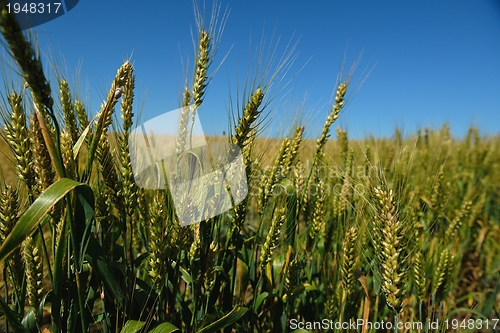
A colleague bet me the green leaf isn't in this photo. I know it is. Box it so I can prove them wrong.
[272,254,286,282]
[133,252,150,267]
[235,257,249,302]
[0,296,28,333]
[148,322,180,333]
[21,307,37,332]
[85,236,126,308]
[120,320,145,333]
[81,87,123,183]
[37,292,50,325]
[0,178,89,263]
[74,185,95,268]
[172,261,193,284]
[196,306,248,333]
[253,292,269,313]
[280,178,298,246]
[73,117,94,158]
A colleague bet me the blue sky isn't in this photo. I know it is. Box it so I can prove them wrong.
[16,1,500,139]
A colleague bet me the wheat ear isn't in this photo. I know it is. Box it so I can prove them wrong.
[413,250,426,304]
[5,91,35,191]
[230,88,264,229]
[176,87,192,154]
[59,80,79,145]
[193,29,210,109]
[0,8,53,111]
[309,179,326,241]
[0,185,24,288]
[260,208,286,270]
[372,186,406,313]
[23,236,44,310]
[445,200,472,244]
[313,82,347,166]
[431,247,453,299]
[283,126,305,173]
[341,226,358,296]
[148,192,167,294]
[260,137,290,214]
[29,114,55,194]
[232,88,264,158]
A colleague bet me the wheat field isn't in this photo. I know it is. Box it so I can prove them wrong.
[0,4,499,333]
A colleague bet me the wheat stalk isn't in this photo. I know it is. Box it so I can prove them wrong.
[23,236,44,311]
[192,29,210,109]
[59,80,79,145]
[29,113,55,194]
[341,226,358,297]
[309,179,325,241]
[4,91,35,191]
[60,130,76,180]
[413,250,426,304]
[431,247,453,300]
[313,82,347,166]
[337,126,348,158]
[148,192,167,294]
[232,88,264,157]
[230,88,264,229]
[283,126,305,173]
[445,199,472,244]
[176,90,192,155]
[0,8,53,111]
[81,61,131,184]
[372,186,406,313]
[284,257,298,297]
[260,137,290,214]
[75,99,89,137]
[339,149,354,215]
[0,185,24,288]
[260,208,286,270]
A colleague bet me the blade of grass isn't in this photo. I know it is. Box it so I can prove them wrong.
[0,178,89,263]
[196,306,248,333]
